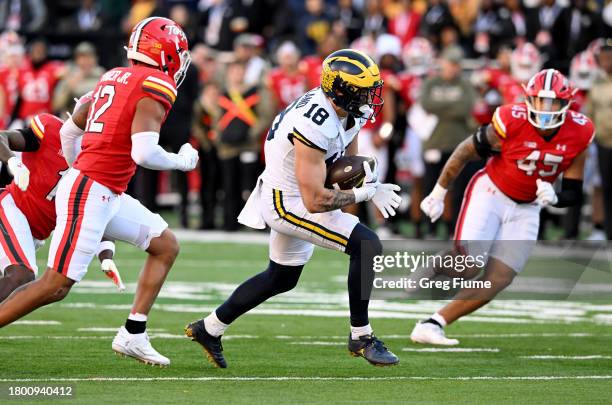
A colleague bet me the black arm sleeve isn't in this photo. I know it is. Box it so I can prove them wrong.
[553,178,583,208]
[472,126,496,159]
[17,127,41,152]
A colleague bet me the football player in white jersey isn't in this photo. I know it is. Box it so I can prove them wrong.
[186,49,402,368]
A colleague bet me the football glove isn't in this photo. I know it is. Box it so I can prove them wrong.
[101,259,126,291]
[177,143,199,171]
[7,156,29,191]
[372,183,402,218]
[420,183,447,223]
[535,179,558,207]
[353,161,378,203]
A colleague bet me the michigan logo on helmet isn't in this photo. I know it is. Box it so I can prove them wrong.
[320,49,384,121]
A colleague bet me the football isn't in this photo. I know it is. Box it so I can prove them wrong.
[325,155,376,190]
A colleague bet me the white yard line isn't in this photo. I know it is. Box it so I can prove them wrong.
[1,376,612,382]
[522,355,612,360]
[12,320,61,325]
[402,348,500,352]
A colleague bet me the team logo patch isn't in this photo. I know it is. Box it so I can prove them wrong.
[344,166,352,173]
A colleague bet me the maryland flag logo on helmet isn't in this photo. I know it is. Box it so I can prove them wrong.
[320,49,384,121]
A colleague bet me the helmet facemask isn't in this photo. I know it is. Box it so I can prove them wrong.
[334,81,384,122]
[525,95,570,130]
[173,48,191,87]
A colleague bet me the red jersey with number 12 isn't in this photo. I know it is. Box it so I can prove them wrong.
[487,103,594,202]
[74,66,177,194]
[7,114,68,240]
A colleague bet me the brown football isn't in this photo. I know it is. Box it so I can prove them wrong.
[325,155,376,190]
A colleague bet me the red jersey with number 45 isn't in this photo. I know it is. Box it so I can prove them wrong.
[487,103,594,202]
[74,66,176,194]
[7,114,68,240]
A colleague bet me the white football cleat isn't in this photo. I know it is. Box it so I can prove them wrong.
[410,322,459,346]
[112,326,170,366]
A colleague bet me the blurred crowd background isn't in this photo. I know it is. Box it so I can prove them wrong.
[0,0,611,240]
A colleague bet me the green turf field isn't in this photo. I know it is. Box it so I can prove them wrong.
[1,240,612,404]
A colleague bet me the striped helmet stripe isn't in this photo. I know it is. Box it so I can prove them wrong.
[131,17,157,52]
[544,69,554,91]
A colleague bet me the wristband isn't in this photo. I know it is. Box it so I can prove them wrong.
[353,186,372,203]
[97,240,115,256]
[431,183,448,200]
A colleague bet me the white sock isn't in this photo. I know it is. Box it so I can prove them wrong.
[431,312,447,327]
[204,311,228,337]
[350,324,373,340]
[128,312,148,322]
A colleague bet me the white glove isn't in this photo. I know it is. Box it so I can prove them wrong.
[7,156,29,191]
[177,143,199,171]
[372,183,402,218]
[353,160,379,203]
[535,179,558,207]
[420,183,447,223]
[101,259,126,291]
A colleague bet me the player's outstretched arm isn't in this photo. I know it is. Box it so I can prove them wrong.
[295,141,373,213]
[60,98,91,165]
[130,98,198,171]
[421,125,500,222]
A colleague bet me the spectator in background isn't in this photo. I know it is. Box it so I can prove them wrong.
[215,60,273,231]
[266,41,308,112]
[16,39,65,122]
[199,0,250,52]
[472,0,516,58]
[193,82,221,230]
[0,31,26,128]
[333,0,364,44]
[191,43,221,84]
[420,0,456,50]
[363,0,387,35]
[387,0,421,46]
[566,0,604,59]
[300,33,343,88]
[297,0,334,55]
[52,42,104,114]
[586,39,612,240]
[0,0,46,32]
[419,46,477,237]
[169,3,197,45]
[74,0,102,31]
[504,0,527,41]
[234,33,269,87]
[525,0,570,71]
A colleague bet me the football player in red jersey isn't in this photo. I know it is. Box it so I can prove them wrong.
[411,69,595,345]
[0,17,198,366]
[266,41,308,111]
[0,104,123,301]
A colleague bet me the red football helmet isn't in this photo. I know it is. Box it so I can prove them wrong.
[126,16,191,86]
[570,51,599,90]
[523,69,576,130]
[511,43,542,83]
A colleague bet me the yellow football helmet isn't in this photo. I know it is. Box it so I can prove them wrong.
[320,49,384,120]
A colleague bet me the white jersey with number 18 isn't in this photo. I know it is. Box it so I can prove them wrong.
[261,87,366,196]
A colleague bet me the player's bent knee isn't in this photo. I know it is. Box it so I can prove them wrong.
[346,223,382,258]
[268,260,303,294]
[148,229,180,262]
[3,265,35,287]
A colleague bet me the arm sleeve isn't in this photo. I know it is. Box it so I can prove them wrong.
[16,127,42,152]
[60,117,84,165]
[131,131,184,170]
[553,178,583,208]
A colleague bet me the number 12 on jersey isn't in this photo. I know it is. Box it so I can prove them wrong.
[85,85,116,133]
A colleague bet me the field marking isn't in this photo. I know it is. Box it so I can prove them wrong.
[12,320,61,325]
[0,334,258,340]
[2,376,612,383]
[290,341,344,346]
[76,327,167,333]
[522,355,612,360]
[402,348,500,353]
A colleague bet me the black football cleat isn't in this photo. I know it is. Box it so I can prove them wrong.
[348,334,399,367]
[185,319,227,368]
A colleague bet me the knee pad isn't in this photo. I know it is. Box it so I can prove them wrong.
[267,260,303,294]
[346,223,382,258]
